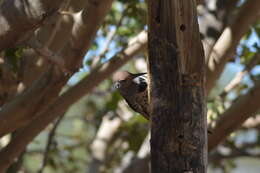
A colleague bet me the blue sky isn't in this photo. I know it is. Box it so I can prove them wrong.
[210,29,260,98]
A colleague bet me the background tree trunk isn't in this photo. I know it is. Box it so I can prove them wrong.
[148,0,207,173]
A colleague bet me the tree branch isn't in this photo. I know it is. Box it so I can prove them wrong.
[0,0,116,138]
[119,133,150,173]
[0,67,55,138]
[0,0,64,51]
[206,0,260,93]
[208,80,260,151]
[0,30,147,172]
[90,5,128,68]
[209,142,260,163]
[88,113,122,173]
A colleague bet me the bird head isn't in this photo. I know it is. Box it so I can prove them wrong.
[113,71,146,90]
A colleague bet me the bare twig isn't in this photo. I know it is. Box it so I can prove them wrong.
[90,6,129,68]
[220,53,260,97]
[6,150,25,173]
[37,115,64,173]
[210,142,260,162]
[90,29,116,68]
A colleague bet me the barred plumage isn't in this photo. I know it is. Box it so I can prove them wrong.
[113,71,149,120]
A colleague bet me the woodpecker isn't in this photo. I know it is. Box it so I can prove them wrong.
[113,71,149,120]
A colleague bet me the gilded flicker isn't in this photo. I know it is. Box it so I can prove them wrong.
[113,71,149,120]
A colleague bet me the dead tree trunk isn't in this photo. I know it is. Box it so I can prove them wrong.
[147,0,207,173]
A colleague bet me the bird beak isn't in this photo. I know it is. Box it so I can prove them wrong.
[133,72,146,78]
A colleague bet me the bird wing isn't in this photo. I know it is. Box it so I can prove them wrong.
[124,91,150,120]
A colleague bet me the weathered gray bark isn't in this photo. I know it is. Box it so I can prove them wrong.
[148,0,207,173]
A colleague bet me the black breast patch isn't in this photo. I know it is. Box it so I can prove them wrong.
[137,77,147,93]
